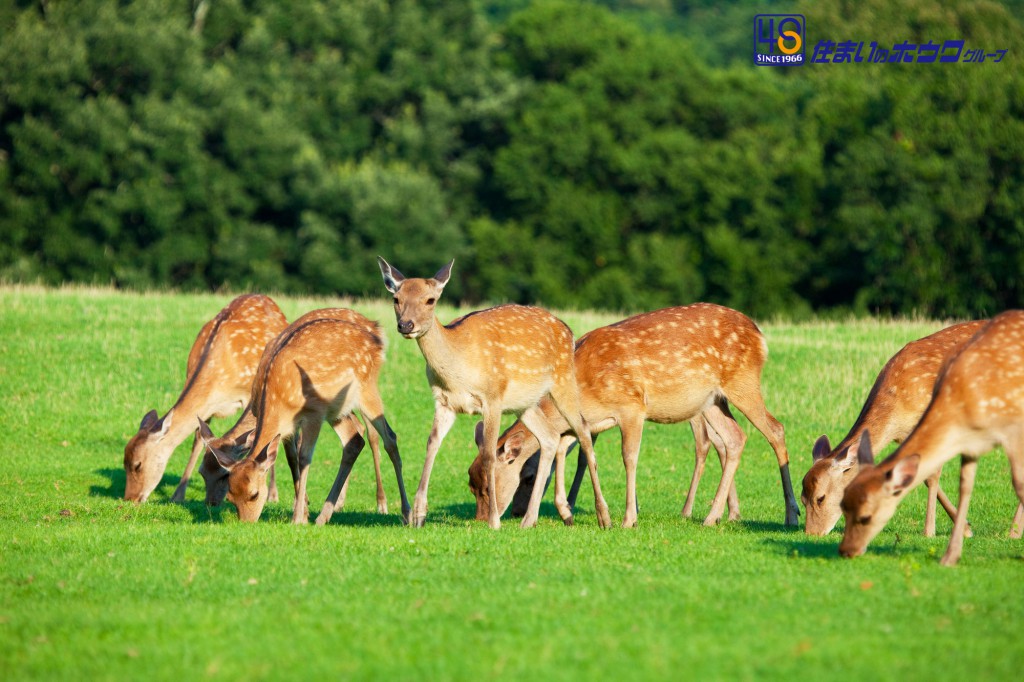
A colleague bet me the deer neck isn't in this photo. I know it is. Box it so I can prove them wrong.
[158,402,207,453]
[415,316,470,386]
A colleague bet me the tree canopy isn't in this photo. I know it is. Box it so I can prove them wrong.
[1,0,1021,318]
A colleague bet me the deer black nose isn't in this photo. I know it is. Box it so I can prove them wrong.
[398,320,414,334]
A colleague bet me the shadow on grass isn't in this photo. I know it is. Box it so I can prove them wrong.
[759,535,902,559]
[90,467,128,499]
[737,519,802,533]
[435,501,584,525]
[90,467,191,502]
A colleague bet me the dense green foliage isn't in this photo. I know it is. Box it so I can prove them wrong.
[2,287,1024,679]
[1,1,1022,316]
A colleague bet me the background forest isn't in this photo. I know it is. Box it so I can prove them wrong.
[1,0,1022,318]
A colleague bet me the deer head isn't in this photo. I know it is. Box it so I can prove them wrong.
[839,438,919,558]
[467,421,539,520]
[197,419,255,506]
[123,410,173,502]
[801,433,871,535]
[377,257,453,338]
[200,423,279,521]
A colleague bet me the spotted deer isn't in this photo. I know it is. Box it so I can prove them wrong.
[200,314,410,523]
[840,311,1024,566]
[123,294,287,503]
[199,308,393,514]
[378,257,611,529]
[803,320,988,536]
[467,304,797,527]
[500,411,739,521]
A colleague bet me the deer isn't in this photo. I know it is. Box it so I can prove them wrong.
[802,320,988,536]
[123,294,287,504]
[200,314,411,524]
[839,310,1024,566]
[377,257,612,529]
[466,304,798,528]
[199,308,393,515]
[501,412,740,521]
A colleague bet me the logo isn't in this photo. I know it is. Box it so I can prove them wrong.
[754,14,805,66]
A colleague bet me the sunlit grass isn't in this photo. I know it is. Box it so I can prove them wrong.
[0,287,1020,680]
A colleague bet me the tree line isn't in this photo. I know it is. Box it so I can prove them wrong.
[1,0,1022,318]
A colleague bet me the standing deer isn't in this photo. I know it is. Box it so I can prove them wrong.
[123,294,287,503]
[803,321,987,536]
[200,308,392,515]
[378,257,612,529]
[467,304,798,527]
[840,310,1024,566]
[200,314,410,524]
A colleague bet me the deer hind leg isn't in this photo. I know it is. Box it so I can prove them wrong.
[725,376,799,526]
[707,400,741,520]
[701,403,746,526]
[361,412,388,515]
[1007,439,1024,539]
[549,384,612,529]
[359,386,411,524]
[171,428,207,503]
[940,456,979,567]
[314,415,367,525]
[681,418,710,520]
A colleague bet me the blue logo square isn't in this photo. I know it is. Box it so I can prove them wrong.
[754,14,805,66]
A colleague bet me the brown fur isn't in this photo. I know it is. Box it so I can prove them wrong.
[123,294,287,503]
[467,303,797,527]
[202,312,410,524]
[840,311,1024,565]
[802,321,987,535]
[379,257,612,529]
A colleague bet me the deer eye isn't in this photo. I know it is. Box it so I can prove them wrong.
[133,462,143,473]
[816,495,826,506]
[858,515,872,525]
[426,298,436,305]
[392,297,399,305]
[249,491,259,502]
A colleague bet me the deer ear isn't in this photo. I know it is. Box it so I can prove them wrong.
[140,410,160,432]
[253,435,280,471]
[238,429,256,449]
[812,435,831,462]
[856,432,874,466]
[377,256,405,294]
[433,259,454,287]
[197,418,214,441]
[199,424,238,471]
[505,430,526,459]
[887,455,919,494]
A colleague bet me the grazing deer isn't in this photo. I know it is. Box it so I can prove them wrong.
[803,321,988,536]
[839,311,1024,566]
[201,314,410,523]
[502,413,740,521]
[123,294,287,503]
[467,304,796,527]
[378,257,612,529]
[200,308,393,515]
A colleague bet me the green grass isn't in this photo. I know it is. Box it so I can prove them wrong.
[1,286,1021,680]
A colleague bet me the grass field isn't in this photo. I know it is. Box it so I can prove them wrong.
[1,286,1022,680]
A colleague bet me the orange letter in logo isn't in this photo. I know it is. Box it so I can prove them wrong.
[777,30,802,55]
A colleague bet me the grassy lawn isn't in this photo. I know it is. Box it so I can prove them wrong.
[0,286,1021,680]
